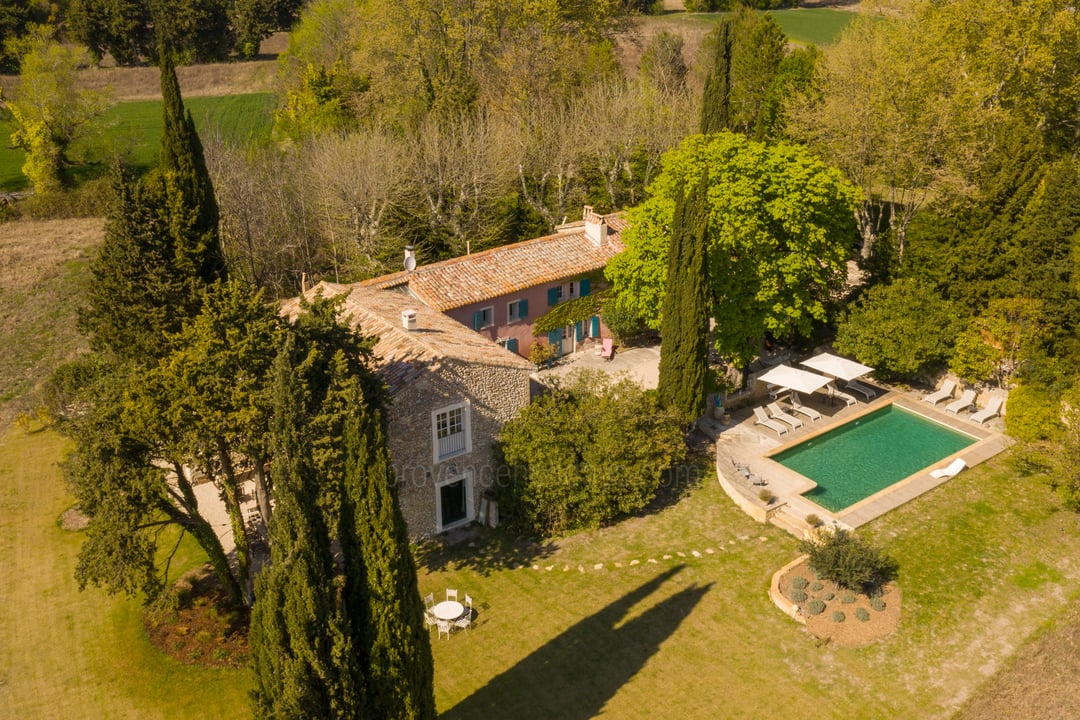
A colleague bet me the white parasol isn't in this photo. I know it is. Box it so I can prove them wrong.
[756,364,833,395]
[800,352,875,381]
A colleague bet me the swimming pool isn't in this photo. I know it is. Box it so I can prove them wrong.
[772,404,976,512]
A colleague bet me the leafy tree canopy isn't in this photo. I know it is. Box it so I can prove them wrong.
[498,370,686,536]
[834,278,962,379]
[606,131,859,366]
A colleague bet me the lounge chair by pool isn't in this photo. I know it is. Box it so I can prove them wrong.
[767,402,804,429]
[930,457,967,479]
[846,379,876,400]
[789,392,821,422]
[970,396,1003,424]
[753,407,788,437]
[924,379,957,405]
[828,383,857,407]
[945,389,976,414]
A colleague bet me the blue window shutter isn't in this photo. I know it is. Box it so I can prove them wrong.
[591,315,600,337]
[506,338,518,353]
[519,299,528,318]
[472,311,482,330]
[547,287,559,306]
[580,278,591,297]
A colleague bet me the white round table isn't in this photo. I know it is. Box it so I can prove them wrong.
[432,600,464,621]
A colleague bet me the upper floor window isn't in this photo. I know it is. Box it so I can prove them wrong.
[507,298,529,323]
[548,278,591,306]
[433,401,471,462]
[472,306,494,330]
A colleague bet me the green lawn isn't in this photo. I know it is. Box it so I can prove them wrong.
[420,454,1080,719]
[0,427,251,719]
[3,414,1079,717]
[0,92,275,192]
[657,7,858,47]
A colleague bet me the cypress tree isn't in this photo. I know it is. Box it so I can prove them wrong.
[158,48,227,284]
[657,172,710,425]
[340,402,437,720]
[78,165,192,363]
[700,18,733,135]
[250,347,361,719]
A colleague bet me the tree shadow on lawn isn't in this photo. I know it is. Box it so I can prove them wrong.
[443,566,711,720]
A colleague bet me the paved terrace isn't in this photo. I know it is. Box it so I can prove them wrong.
[710,385,1014,538]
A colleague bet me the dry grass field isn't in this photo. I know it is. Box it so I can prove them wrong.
[0,218,101,428]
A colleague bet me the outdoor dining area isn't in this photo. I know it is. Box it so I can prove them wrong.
[424,589,475,639]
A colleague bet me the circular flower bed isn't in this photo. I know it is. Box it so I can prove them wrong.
[775,557,901,647]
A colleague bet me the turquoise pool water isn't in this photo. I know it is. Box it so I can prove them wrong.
[772,404,976,512]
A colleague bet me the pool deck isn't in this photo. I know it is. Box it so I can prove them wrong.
[710,385,1014,538]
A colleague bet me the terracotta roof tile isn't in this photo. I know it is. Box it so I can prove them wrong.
[281,282,534,395]
[360,213,624,311]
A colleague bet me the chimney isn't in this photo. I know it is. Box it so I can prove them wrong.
[404,245,416,272]
[402,309,417,331]
[583,205,607,247]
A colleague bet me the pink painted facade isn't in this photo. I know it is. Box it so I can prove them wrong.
[445,274,610,359]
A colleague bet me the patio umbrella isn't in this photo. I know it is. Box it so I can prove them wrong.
[756,364,833,395]
[800,352,875,381]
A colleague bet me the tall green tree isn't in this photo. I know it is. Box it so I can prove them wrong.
[728,10,786,139]
[499,371,687,536]
[699,18,732,134]
[657,174,710,425]
[250,346,360,719]
[834,278,963,378]
[0,25,111,194]
[606,132,859,367]
[158,48,227,285]
[133,280,283,601]
[340,402,436,720]
[62,364,244,605]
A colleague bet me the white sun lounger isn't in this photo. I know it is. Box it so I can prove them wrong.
[924,379,957,405]
[789,392,821,422]
[970,396,1004,424]
[828,383,857,406]
[753,407,788,437]
[930,457,967,479]
[945,389,976,414]
[846,379,876,400]
[767,402,804,429]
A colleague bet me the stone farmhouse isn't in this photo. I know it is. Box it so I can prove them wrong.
[281,207,625,537]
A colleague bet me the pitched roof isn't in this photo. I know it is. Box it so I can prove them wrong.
[280,282,534,394]
[362,212,625,312]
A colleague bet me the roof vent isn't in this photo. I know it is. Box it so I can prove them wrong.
[402,309,417,331]
[583,205,607,247]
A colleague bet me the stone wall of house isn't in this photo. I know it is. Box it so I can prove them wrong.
[386,358,531,538]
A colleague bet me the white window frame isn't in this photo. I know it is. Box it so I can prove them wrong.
[567,281,578,299]
[432,401,472,463]
[477,305,494,329]
[435,470,475,533]
[507,298,525,323]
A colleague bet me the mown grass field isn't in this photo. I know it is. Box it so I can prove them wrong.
[0,428,251,719]
[420,454,1080,718]
[5,411,1080,718]
[0,92,275,192]
[666,7,858,46]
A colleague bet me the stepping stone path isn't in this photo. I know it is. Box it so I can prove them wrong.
[522,539,757,577]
